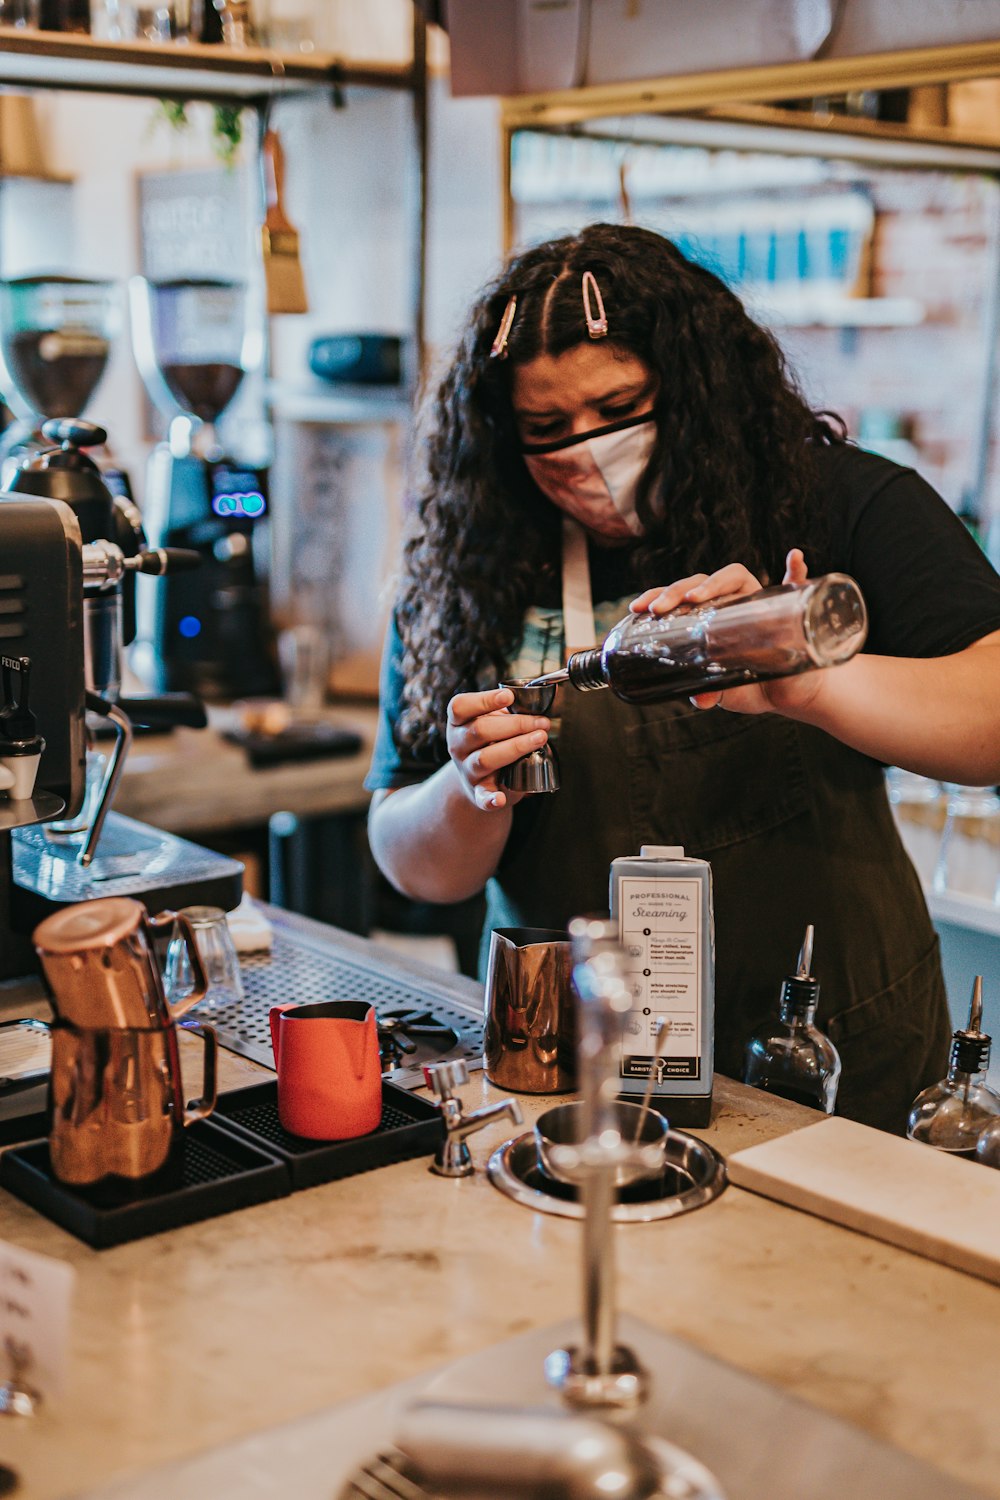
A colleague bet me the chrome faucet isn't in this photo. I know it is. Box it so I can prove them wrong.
[423,1059,523,1178]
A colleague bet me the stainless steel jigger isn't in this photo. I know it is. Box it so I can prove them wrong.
[544,916,652,1410]
[497,678,560,795]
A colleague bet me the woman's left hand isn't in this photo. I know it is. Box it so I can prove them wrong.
[628,549,824,716]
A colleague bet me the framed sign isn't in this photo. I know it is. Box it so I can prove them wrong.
[137,164,256,282]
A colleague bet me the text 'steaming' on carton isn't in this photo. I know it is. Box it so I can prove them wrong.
[609,846,715,1128]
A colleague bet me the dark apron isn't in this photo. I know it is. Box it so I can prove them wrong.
[485,682,952,1135]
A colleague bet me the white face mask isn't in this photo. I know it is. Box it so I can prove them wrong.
[522,414,658,539]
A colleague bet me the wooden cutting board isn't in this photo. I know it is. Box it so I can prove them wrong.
[727,1116,1000,1285]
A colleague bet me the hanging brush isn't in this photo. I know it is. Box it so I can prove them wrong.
[260,126,309,316]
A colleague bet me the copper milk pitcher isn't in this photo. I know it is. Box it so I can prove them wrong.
[33,897,218,1188]
[483,927,576,1094]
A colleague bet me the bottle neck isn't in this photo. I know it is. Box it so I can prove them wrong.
[777,975,819,1026]
[778,1000,817,1027]
[948,1032,991,1082]
[566,647,609,693]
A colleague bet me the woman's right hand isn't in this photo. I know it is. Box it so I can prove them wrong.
[446,687,550,812]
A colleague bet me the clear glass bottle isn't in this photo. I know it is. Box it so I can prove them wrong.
[976,1113,1000,1169]
[907,977,1000,1157]
[565,574,867,705]
[743,925,841,1113]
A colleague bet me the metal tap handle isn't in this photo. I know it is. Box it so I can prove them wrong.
[422,1058,469,1100]
[423,1059,523,1178]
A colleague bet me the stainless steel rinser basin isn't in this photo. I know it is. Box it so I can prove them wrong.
[489,1121,727,1224]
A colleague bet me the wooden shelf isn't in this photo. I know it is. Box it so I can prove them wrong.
[0,28,415,103]
[705,102,1000,159]
[500,39,1000,131]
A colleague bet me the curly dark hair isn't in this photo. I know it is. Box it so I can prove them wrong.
[396,222,841,759]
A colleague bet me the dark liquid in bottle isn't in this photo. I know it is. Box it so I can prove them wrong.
[603,651,780,706]
[755,1078,826,1111]
[39,0,90,28]
[4,330,109,417]
[161,362,244,423]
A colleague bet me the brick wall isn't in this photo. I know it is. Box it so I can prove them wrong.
[779,166,1000,522]
[513,138,1000,529]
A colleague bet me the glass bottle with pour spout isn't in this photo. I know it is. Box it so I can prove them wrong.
[524,574,867,704]
[743,925,841,1113]
[907,976,1000,1157]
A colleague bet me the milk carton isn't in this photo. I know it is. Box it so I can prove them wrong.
[609,845,715,1126]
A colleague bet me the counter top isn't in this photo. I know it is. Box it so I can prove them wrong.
[2,938,999,1500]
[112,704,378,835]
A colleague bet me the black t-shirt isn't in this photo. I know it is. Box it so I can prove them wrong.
[366,443,1000,791]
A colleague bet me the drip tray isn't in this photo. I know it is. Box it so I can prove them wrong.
[337,1433,724,1500]
[197,921,484,1091]
[488,1130,726,1222]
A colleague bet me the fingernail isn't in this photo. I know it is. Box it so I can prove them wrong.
[530,730,546,744]
[532,717,550,729]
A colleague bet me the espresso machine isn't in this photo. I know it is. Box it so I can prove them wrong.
[0,274,124,487]
[128,275,279,701]
[0,427,244,980]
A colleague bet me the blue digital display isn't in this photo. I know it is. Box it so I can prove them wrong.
[179,615,202,639]
[212,490,267,519]
[210,465,268,521]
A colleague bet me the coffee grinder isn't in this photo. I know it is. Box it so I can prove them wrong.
[128,275,279,701]
[0,274,122,486]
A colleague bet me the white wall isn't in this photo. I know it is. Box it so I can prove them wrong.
[17,44,503,502]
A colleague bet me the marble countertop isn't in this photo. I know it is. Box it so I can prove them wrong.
[2,1036,1000,1500]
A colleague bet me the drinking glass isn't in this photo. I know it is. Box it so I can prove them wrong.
[132,0,202,40]
[884,767,943,806]
[278,623,330,717]
[254,0,313,50]
[164,905,244,1015]
[931,784,1000,903]
[89,0,137,36]
[211,0,256,45]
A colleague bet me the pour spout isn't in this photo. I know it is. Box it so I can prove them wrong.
[968,975,984,1035]
[519,667,570,688]
[796,924,815,979]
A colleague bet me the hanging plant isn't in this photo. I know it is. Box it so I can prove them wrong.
[211,105,244,167]
[152,98,190,136]
[149,100,245,168]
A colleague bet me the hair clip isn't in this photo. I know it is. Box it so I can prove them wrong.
[489,295,517,359]
[582,270,608,340]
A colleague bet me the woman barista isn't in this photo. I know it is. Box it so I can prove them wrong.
[366,223,1000,1134]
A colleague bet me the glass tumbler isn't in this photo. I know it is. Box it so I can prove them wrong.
[165,905,244,1015]
[931,784,1000,903]
[131,0,203,39]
